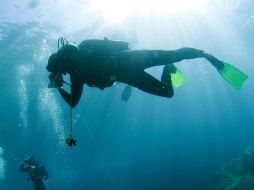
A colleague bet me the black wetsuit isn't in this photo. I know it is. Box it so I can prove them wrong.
[47,39,223,107]
[20,158,48,190]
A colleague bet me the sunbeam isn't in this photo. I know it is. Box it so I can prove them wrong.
[90,0,208,23]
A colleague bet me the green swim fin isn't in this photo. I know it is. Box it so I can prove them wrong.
[170,66,187,88]
[218,62,248,90]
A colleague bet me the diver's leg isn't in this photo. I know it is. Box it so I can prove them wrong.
[161,65,173,89]
[34,180,48,190]
[117,48,223,70]
[117,71,174,98]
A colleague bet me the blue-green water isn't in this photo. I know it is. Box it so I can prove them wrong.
[1,0,254,189]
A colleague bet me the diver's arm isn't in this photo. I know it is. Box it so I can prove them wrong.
[58,77,83,108]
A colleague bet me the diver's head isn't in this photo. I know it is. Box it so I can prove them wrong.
[20,155,37,172]
[47,53,59,73]
[47,44,78,74]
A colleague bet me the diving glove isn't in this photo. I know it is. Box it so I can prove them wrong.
[48,72,64,88]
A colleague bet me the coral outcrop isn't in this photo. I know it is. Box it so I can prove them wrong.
[214,144,254,190]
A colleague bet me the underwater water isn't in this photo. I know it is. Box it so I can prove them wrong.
[1,0,254,189]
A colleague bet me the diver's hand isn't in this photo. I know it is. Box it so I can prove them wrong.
[48,72,64,89]
[48,83,63,89]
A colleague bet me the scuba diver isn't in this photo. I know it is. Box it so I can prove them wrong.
[47,37,248,108]
[20,156,49,190]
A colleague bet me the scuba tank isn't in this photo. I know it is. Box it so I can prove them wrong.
[78,38,129,55]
